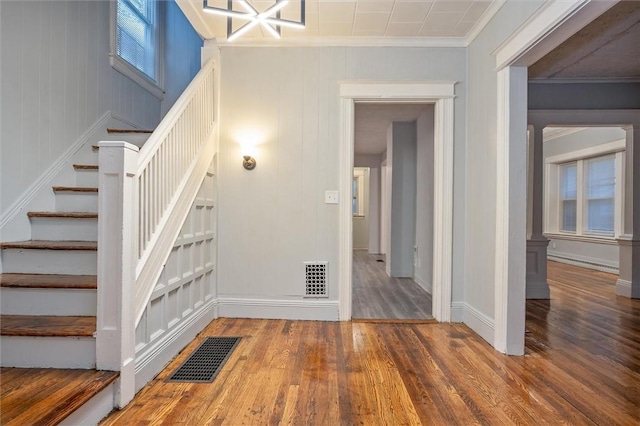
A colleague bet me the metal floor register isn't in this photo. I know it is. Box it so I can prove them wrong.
[166,336,242,383]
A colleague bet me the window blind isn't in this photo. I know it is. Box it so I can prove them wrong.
[585,155,615,234]
[116,0,156,80]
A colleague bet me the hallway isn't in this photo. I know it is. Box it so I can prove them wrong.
[351,249,433,320]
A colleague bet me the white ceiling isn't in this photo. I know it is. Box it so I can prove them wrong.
[189,0,502,44]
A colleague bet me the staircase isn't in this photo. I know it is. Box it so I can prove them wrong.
[0,130,151,425]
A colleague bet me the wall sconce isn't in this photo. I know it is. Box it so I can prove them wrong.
[243,155,256,170]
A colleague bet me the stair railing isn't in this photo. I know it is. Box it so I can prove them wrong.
[97,59,216,407]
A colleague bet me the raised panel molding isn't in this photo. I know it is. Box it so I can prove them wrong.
[134,162,217,389]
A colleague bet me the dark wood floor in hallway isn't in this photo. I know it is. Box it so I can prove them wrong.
[102,261,640,425]
[352,249,433,320]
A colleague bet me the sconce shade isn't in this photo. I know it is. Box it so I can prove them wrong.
[243,155,256,170]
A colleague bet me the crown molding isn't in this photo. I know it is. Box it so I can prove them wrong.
[465,0,506,46]
[217,36,468,48]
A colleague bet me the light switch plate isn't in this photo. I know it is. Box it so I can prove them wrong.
[325,190,339,204]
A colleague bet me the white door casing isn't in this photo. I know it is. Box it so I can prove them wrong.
[338,82,456,322]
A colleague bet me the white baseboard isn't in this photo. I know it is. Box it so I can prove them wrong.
[414,276,432,294]
[450,301,464,322]
[547,250,618,274]
[134,298,217,393]
[218,297,339,321]
[526,279,551,299]
[462,303,495,346]
[616,278,640,299]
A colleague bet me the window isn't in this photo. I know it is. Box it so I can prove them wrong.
[545,141,624,240]
[560,162,577,232]
[116,0,157,80]
[111,0,163,97]
[585,155,615,235]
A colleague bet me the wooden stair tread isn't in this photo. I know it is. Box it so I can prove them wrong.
[0,315,96,337]
[107,128,153,134]
[52,186,98,193]
[73,164,98,170]
[0,367,118,426]
[0,240,97,250]
[27,211,98,219]
[0,274,97,289]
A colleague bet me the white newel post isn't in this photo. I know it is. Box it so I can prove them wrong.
[526,125,550,299]
[617,125,640,298]
[97,141,139,407]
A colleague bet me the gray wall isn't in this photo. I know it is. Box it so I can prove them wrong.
[355,154,383,254]
[0,0,202,216]
[415,107,435,293]
[389,122,417,278]
[465,0,545,324]
[217,46,467,303]
[529,82,640,110]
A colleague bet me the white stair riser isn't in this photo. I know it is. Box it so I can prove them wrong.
[59,382,116,426]
[1,288,96,316]
[75,170,99,187]
[1,249,97,275]
[30,217,98,241]
[55,192,98,213]
[0,336,96,368]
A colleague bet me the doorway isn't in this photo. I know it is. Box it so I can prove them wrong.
[351,105,435,320]
[337,81,456,322]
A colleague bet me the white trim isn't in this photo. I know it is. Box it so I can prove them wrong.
[543,127,585,141]
[548,251,619,274]
[463,303,495,346]
[218,36,468,48]
[339,81,455,323]
[134,297,217,392]
[494,66,528,355]
[545,139,625,164]
[218,297,339,321]
[545,232,618,245]
[413,276,432,295]
[529,77,640,84]
[0,112,111,240]
[109,0,165,100]
[616,278,633,298]
[465,0,506,45]
[493,0,616,70]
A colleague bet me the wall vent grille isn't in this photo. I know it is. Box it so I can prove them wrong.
[304,261,328,298]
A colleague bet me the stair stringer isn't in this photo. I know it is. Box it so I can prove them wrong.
[133,154,218,392]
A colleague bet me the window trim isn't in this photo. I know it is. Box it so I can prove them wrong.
[110,0,165,100]
[544,138,625,241]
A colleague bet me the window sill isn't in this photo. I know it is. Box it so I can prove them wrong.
[110,54,164,100]
[353,215,365,219]
[544,232,618,245]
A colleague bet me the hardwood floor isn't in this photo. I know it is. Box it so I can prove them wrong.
[101,261,640,425]
[352,250,433,320]
[0,368,119,426]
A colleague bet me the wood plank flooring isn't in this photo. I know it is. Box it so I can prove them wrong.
[0,315,95,337]
[352,250,433,320]
[102,261,640,425]
[0,368,119,426]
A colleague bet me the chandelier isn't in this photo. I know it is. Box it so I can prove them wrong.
[203,0,306,42]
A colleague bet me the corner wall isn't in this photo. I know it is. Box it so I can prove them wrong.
[465,1,545,342]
